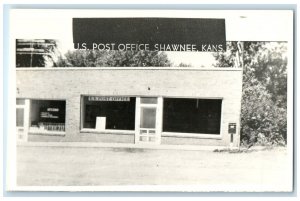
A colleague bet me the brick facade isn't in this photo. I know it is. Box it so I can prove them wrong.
[16,67,243,147]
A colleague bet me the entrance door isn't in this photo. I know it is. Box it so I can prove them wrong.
[16,99,30,142]
[135,97,162,144]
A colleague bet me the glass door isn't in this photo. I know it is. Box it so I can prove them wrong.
[16,99,29,142]
[135,97,162,144]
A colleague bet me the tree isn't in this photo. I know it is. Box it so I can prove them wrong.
[177,62,192,67]
[241,75,286,146]
[213,42,240,67]
[213,42,287,146]
[56,50,172,67]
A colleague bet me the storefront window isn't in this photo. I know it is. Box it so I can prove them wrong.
[163,98,222,134]
[82,96,136,130]
[30,100,66,132]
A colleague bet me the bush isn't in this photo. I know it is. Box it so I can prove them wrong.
[241,76,286,146]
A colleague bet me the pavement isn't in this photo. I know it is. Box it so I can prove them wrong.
[15,143,292,192]
[17,141,232,151]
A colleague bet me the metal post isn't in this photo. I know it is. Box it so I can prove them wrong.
[230,133,234,148]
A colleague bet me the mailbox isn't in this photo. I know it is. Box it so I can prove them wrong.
[228,123,237,134]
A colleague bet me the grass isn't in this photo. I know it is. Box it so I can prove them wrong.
[213,146,284,153]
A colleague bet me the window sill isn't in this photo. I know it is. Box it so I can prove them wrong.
[29,129,65,136]
[80,128,135,135]
[162,132,222,139]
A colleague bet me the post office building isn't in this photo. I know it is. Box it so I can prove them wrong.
[16,67,242,147]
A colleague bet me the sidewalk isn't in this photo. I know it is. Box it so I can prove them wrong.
[17,141,230,151]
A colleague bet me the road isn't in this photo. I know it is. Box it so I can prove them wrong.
[17,146,292,191]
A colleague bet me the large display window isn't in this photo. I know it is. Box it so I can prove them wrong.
[30,100,66,132]
[163,98,222,134]
[82,96,136,131]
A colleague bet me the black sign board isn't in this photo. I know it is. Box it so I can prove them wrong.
[88,96,130,102]
[39,106,65,123]
[228,123,237,134]
[73,18,226,52]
